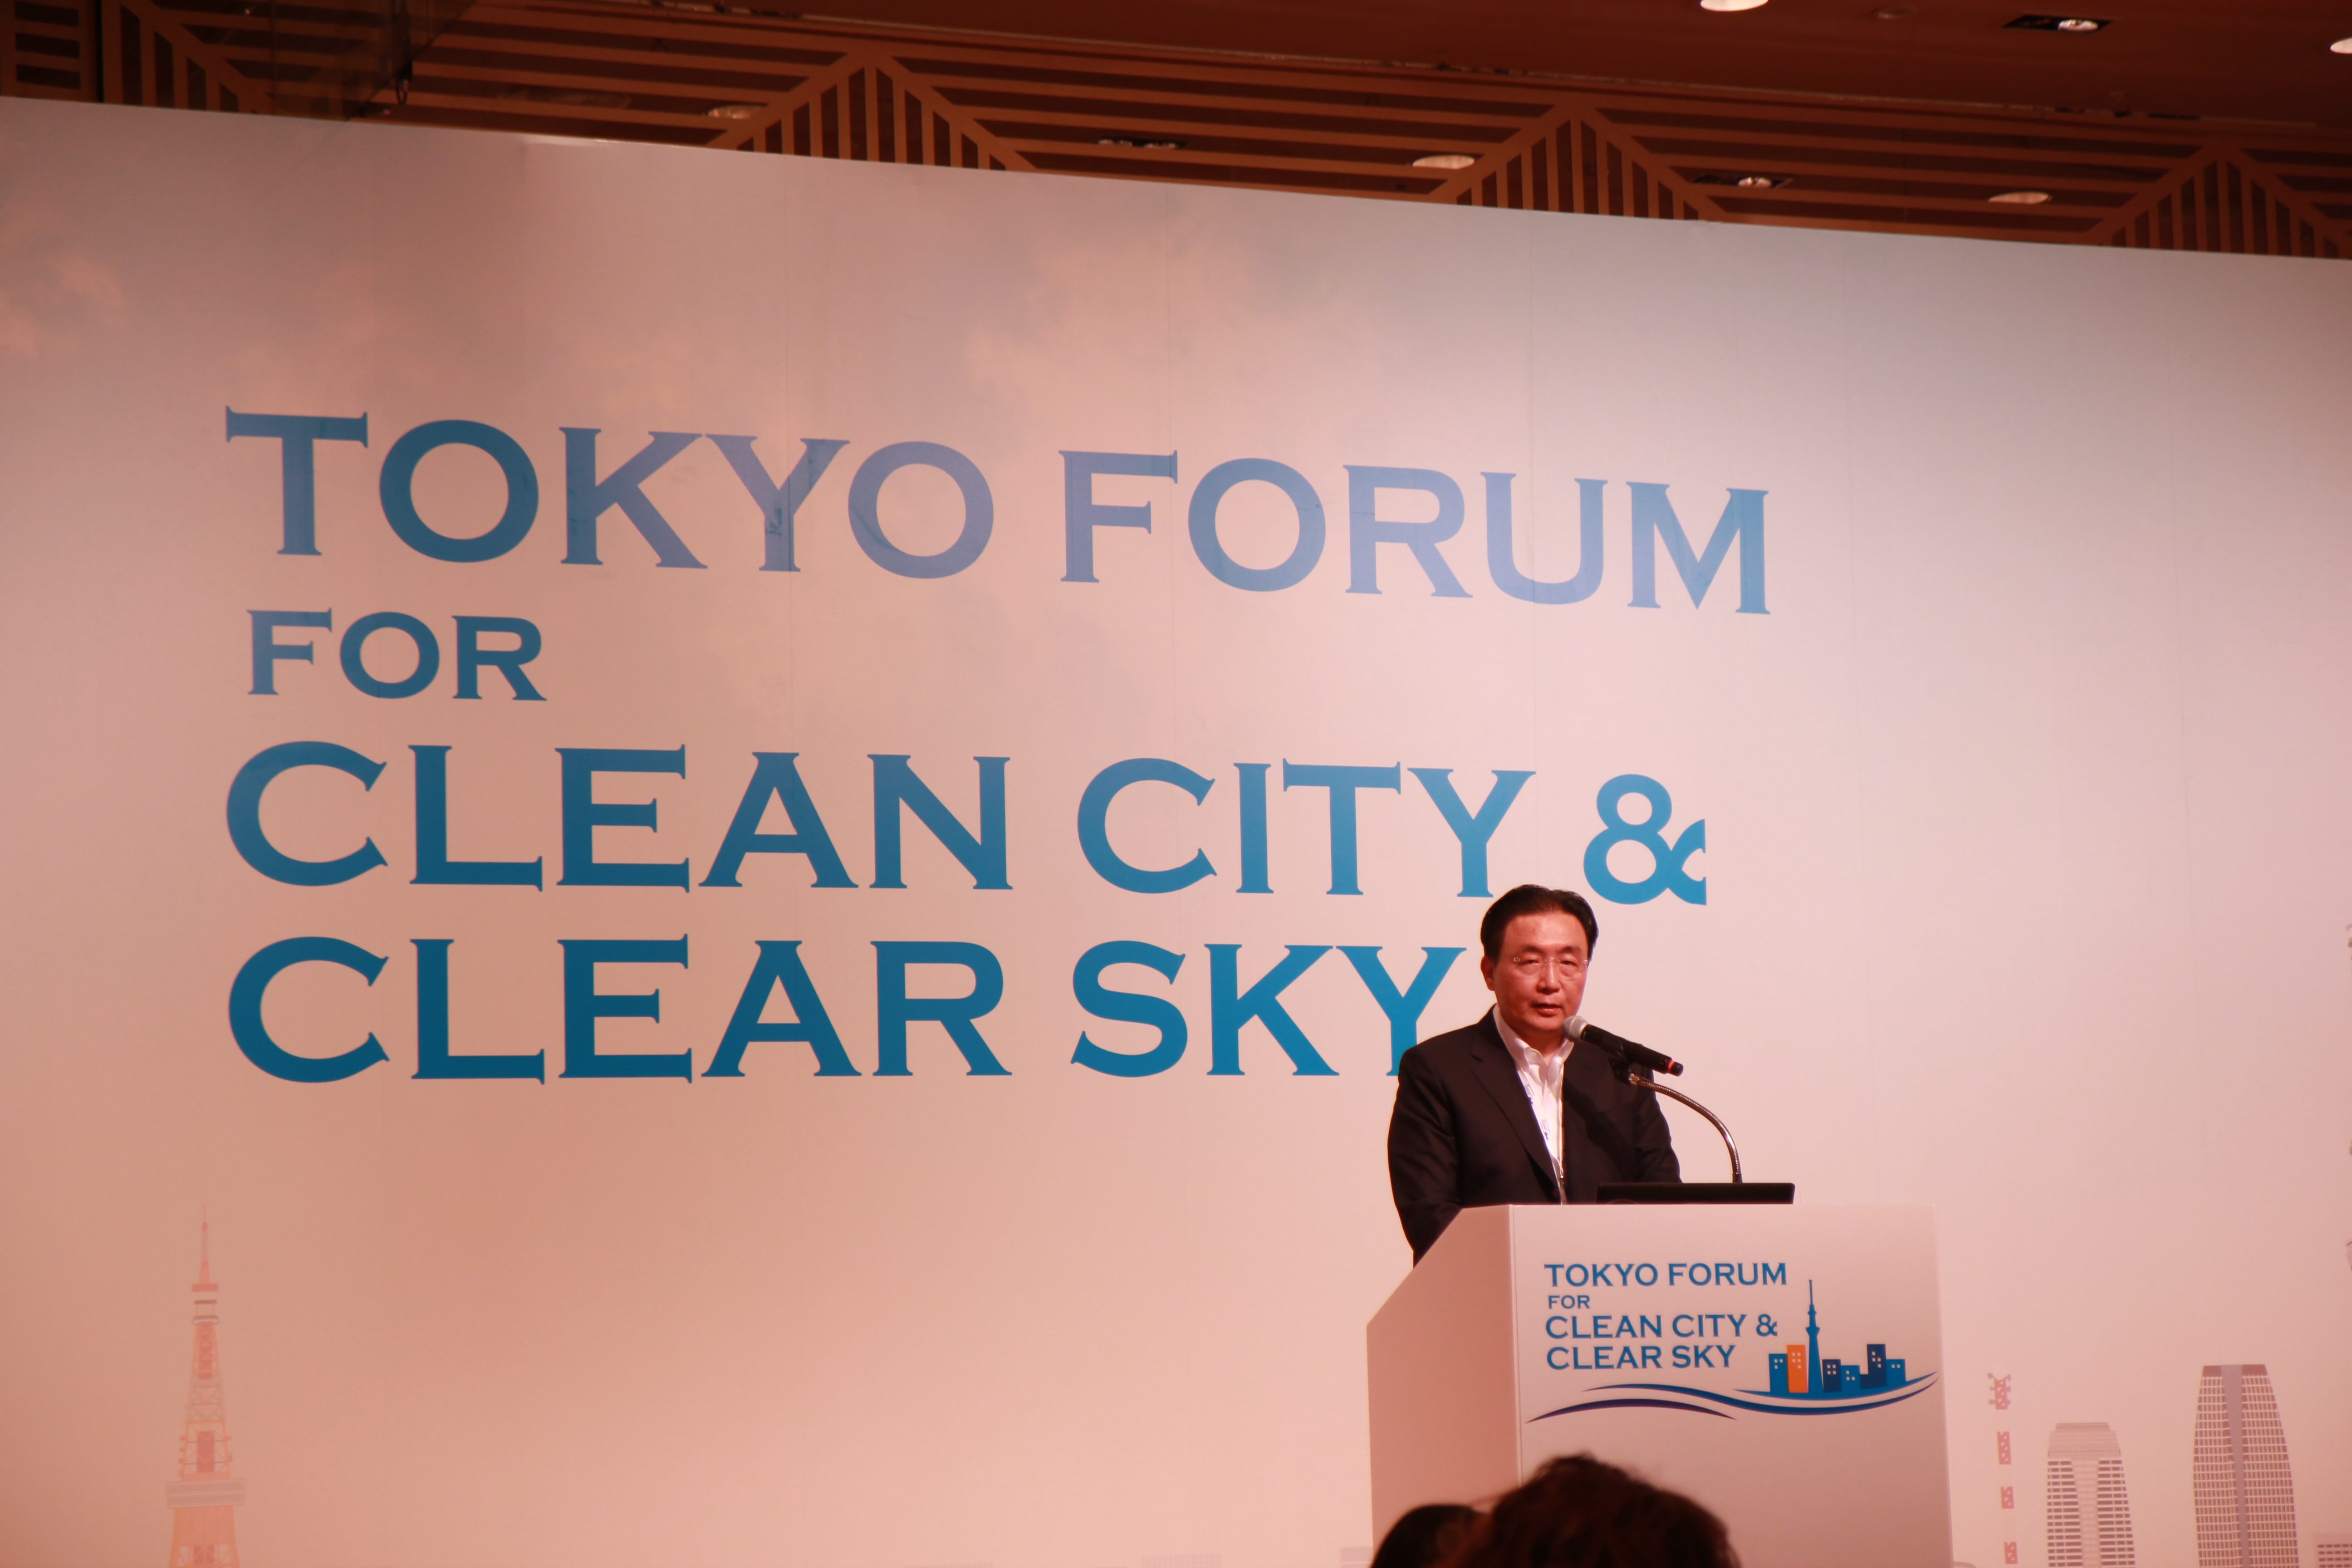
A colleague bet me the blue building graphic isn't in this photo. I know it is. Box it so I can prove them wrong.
[1762,1280,1912,1398]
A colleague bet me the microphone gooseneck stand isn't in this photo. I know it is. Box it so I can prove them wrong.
[1613,1057,1745,1185]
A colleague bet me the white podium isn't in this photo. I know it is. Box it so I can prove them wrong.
[1367,1205,1951,1568]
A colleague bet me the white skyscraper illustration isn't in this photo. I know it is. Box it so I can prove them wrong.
[2193,1365,2299,1568]
[2046,1423,2135,1568]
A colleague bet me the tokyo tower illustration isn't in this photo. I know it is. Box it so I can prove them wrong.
[166,1221,246,1568]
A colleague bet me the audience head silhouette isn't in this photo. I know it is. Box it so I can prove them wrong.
[1451,1454,1737,1568]
[1371,1503,1480,1568]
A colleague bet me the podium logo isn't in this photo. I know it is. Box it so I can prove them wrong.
[1533,1280,1937,1423]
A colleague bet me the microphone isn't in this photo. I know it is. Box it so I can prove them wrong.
[1565,1019,1770,1191]
[1566,1018,1684,1077]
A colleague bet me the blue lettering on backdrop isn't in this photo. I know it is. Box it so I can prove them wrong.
[1346,466,1470,597]
[1629,484,1767,613]
[216,411,1765,1088]
[1208,944,1333,1075]
[1341,946,1464,1071]
[847,441,995,578]
[1485,473,1605,605]
[226,740,388,886]
[703,753,857,889]
[1187,458,1325,592]
[222,746,1716,1076]
[1077,759,1217,893]
[871,755,1010,890]
[710,941,858,1077]
[380,420,539,563]
[559,747,691,888]
[561,936,693,1079]
[1071,941,1189,1077]
[228,936,391,1083]
[452,616,545,700]
[413,938,544,1080]
[338,611,440,699]
[562,429,706,568]
[1062,451,1178,583]
[874,941,1009,1075]
[412,745,543,887]
[1584,774,1707,905]
[249,609,333,694]
[1408,768,1533,897]
[1236,763,1273,894]
[707,435,848,572]
[215,933,1690,1082]
[225,408,367,556]
[223,415,1771,613]
[225,741,1587,901]
[252,612,543,700]
[1281,762,1401,897]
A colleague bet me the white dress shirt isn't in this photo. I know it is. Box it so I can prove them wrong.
[1492,1005,1570,1190]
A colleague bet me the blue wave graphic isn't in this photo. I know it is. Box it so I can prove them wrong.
[1530,1372,1938,1423]
[1528,1396,1735,1420]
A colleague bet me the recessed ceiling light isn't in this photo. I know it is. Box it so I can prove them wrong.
[706,103,762,120]
[1873,6,1914,16]
[1413,153,1478,169]
[1700,0,1770,10]
[1735,174,1779,188]
[2331,35,2352,53]
[2004,14,2112,31]
[1097,137,1185,150]
[1989,190,2052,204]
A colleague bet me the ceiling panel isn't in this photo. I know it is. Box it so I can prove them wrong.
[5,0,2346,259]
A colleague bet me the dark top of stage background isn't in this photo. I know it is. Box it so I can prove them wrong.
[9,0,2349,266]
[800,0,2352,133]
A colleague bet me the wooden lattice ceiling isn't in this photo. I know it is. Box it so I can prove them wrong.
[5,0,2348,258]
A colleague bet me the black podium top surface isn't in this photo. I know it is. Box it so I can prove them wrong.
[1595,1181,1795,1204]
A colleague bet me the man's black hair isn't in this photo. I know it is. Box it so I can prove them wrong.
[1480,884,1598,963]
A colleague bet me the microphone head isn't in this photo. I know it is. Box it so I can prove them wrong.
[1571,1019,1685,1076]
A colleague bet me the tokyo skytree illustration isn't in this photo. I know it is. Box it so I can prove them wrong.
[2045,1422,2135,1568]
[2192,1365,2298,1568]
[167,1222,246,1568]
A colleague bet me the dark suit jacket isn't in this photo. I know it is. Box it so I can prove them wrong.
[1387,1012,1680,1260]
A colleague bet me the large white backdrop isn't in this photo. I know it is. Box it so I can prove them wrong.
[1,96,2348,1568]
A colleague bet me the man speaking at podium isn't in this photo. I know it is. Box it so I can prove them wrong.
[1387,884,1680,1261]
